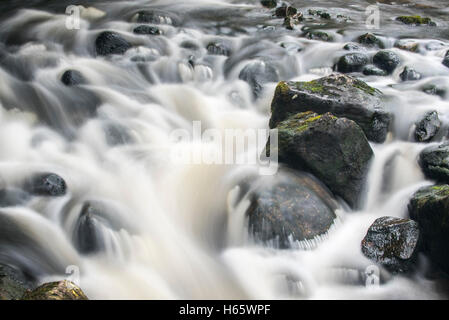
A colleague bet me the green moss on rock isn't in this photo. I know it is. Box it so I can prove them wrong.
[396,15,436,26]
[22,280,88,300]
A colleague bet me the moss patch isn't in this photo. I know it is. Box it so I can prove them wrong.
[396,16,435,26]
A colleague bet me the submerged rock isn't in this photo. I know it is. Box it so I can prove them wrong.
[343,43,361,51]
[414,110,440,142]
[394,39,419,52]
[103,121,134,146]
[400,66,422,81]
[246,169,338,249]
[133,25,162,35]
[363,65,388,76]
[95,31,132,56]
[443,51,449,69]
[269,74,392,143]
[373,50,400,74]
[408,185,449,274]
[61,70,86,86]
[206,41,231,56]
[238,61,279,98]
[419,142,449,182]
[0,264,32,300]
[0,188,30,207]
[24,173,67,197]
[73,202,106,255]
[361,217,420,273]
[305,30,332,42]
[22,280,88,300]
[396,15,436,26]
[275,6,297,18]
[269,112,373,208]
[336,53,369,73]
[135,10,177,25]
[260,0,277,8]
[358,33,384,49]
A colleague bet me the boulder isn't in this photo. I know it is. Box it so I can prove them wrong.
[0,264,32,300]
[396,16,436,26]
[419,142,449,182]
[336,53,369,73]
[73,202,106,255]
[361,216,420,273]
[61,70,86,86]
[0,188,30,207]
[363,65,388,76]
[95,31,132,56]
[133,25,162,35]
[373,50,400,74]
[24,173,67,197]
[269,73,392,143]
[22,280,88,300]
[408,185,449,274]
[269,111,373,208]
[414,110,440,142]
[246,169,338,249]
[357,33,384,49]
[238,61,279,98]
[400,66,422,81]
[260,0,277,8]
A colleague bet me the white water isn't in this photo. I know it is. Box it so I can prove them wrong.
[0,0,448,299]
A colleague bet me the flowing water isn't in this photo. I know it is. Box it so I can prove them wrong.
[0,0,448,299]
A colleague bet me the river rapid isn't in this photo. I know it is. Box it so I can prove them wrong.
[0,0,448,299]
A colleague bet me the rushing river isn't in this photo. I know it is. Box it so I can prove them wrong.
[0,0,448,299]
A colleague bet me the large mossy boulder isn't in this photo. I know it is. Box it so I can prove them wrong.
[246,169,338,249]
[268,111,373,208]
[361,216,420,273]
[269,74,392,143]
[419,142,449,182]
[22,280,88,300]
[408,185,449,274]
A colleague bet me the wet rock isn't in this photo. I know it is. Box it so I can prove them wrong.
[400,66,422,81]
[269,74,392,143]
[206,41,231,56]
[246,169,338,249]
[135,10,177,25]
[283,14,303,30]
[24,173,67,197]
[343,43,361,51]
[133,25,162,35]
[336,53,369,73]
[61,70,86,86]
[239,61,279,98]
[0,188,30,207]
[95,31,132,56]
[260,0,277,8]
[363,65,388,76]
[103,121,134,146]
[305,30,332,42]
[408,185,449,274]
[396,15,436,26]
[73,202,107,255]
[268,112,373,208]
[275,6,297,18]
[361,216,420,273]
[0,264,32,300]
[415,111,440,142]
[358,33,384,49]
[394,39,419,52]
[308,9,331,20]
[419,142,449,182]
[421,83,446,97]
[373,50,400,74]
[22,280,88,300]
[443,51,449,69]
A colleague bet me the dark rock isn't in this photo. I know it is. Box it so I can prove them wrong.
[0,264,32,300]
[394,40,419,52]
[269,112,373,208]
[239,61,279,98]
[358,33,384,49]
[206,42,231,56]
[246,169,338,249]
[95,31,132,56]
[336,53,369,73]
[133,25,162,35]
[0,188,30,207]
[421,84,446,97]
[73,202,107,255]
[305,30,332,42]
[269,74,392,143]
[24,173,67,197]
[22,280,88,300]
[260,0,277,8]
[61,70,86,86]
[400,66,422,81]
[419,142,449,182]
[361,216,420,273]
[396,16,436,26]
[415,111,440,142]
[363,65,388,76]
[308,9,331,19]
[275,6,297,18]
[103,122,134,146]
[408,185,449,275]
[283,14,303,30]
[443,51,449,68]
[343,43,361,51]
[135,10,177,25]
[373,50,400,74]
